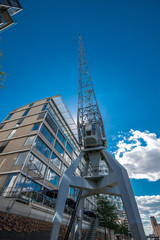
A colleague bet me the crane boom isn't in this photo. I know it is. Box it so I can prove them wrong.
[77,34,107,147]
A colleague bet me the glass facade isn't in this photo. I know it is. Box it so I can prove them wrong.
[40,124,54,145]
[66,142,73,155]
[45,113,57,133]
[15,175,41,193]
[25,153,46,177]
[64,152,72,165]
[50,153,61,170]
[47,168,59,187]
[34,137,51,159]
[57,130,65,145]
[0,96,88,211]
[55,140,64,156]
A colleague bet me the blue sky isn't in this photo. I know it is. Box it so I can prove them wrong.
[0,0,160,235]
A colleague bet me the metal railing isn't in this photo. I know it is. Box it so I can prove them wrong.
[0,187,93,223]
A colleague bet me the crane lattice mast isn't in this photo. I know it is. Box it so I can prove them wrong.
[77,34,107,147]
[50,35,147,240]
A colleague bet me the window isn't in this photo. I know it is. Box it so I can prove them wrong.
[32,123,41,131]
[47,169,59,186]
[24,136,35,146]
[0,141,9,153]
[75,168,81,176]
[57,130,65,145]
[7,129,17,139]
[66,142,73,155]
[46,98,50,102]
[15,175,41,193]
[50,153,61,170]
[55,141,64,156]
[69,187,77,200]
[37,112,45,119]
[34,137,51,159]
[16,118,23,127]
[64,152,72,165]
[25,153,46,177]
[61,164,67,173]
[22,108,30,117]
[40,124,54,144]
[14,152,28,165]
[5,113,13,121]
[29,103,34,107]
[41,104,47,111]
[1,174,17,196]
[0,123,5,129]
[45,114,57,133]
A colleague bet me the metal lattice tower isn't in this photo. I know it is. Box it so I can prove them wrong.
[77,34,107,147]
[50,35,147,240]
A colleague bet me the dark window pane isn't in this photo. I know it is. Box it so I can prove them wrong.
[5,113,13,121]
[34,137,51,159]
[1,174,17,196]
[37,112,45,119]
[40,125,54,144]
[41,104,47,111]
[45,114,57,133]
[16,118,23,126]
[29,103,34,107]
[66,142,73,155]
[55,141,64,156]
[25,153,46,177]
[46,98,50,102]
[50,153,61,169]
[47,169,59,187]
[22,108,30,117]
[0,140,9,153]
[32,123,40,131]
[57,130,65,145]
[14,152,28,165]
[0,123,5,129]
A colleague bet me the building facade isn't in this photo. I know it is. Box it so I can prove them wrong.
[150,216,160,238]
[0,95,96,211]
[0,0,22,31]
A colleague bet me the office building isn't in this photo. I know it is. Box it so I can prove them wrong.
[150,216,160,238]
[0,0,22,31]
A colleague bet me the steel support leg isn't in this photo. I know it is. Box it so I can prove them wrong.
[50,152,84,240]
[102,149,146,240]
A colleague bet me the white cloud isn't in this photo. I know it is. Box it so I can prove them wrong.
[135,195,160,235]
[114,129,160,181]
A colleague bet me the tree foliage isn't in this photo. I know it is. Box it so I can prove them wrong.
[96,195,118,229]
[0,51,6,89]
[96,195,129,237]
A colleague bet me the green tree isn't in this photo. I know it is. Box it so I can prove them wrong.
[95,195,129,240]
[96,195,118,240]
[0,51,6,89]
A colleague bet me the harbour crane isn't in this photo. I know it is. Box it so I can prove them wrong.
[50,34,147,240]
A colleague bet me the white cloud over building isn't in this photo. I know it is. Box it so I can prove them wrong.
[114,129,160,181]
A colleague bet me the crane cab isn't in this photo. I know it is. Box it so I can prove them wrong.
[84,123,103,148]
